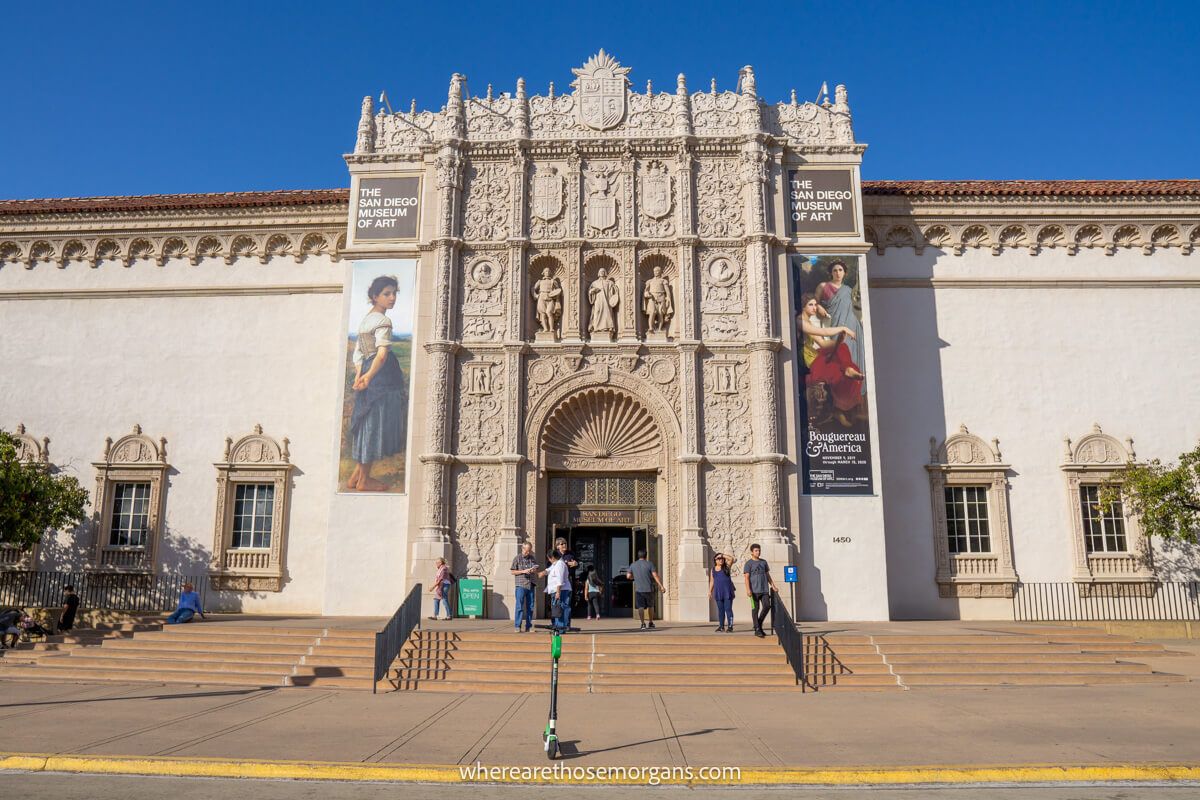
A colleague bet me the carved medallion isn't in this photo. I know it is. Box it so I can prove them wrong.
[640,162,672,220]
[532,166,564,221]
[572,50,630,131]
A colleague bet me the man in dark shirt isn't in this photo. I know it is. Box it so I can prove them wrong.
[743,544,778,638]
[626,550,666,630]
[58,585,80,634]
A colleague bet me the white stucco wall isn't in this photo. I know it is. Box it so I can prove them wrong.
[0,254,344,613]
[869,245,1200,619]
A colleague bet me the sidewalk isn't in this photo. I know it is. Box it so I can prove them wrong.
[3,643,1199,777]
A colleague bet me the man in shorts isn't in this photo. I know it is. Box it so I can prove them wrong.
[626,550,665,630]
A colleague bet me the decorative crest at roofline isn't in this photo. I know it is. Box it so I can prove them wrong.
[350,51,857,157]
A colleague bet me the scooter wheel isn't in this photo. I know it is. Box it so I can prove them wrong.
[546,737,558,760]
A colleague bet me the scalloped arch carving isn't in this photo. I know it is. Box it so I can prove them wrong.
[541,387,662,471]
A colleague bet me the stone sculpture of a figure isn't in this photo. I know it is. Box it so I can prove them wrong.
[642,265,674,334]
[530,267,563,336]
[587,267,620,341]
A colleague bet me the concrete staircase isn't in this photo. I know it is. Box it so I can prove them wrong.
[807,629,1188,690]
[387,629,798,693]
[0,622,376,689]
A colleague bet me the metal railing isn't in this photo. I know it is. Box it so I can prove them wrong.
[771,590,808,689]
[0,570,208,613]
[1013,581,1200,621]
[374,583,422,694]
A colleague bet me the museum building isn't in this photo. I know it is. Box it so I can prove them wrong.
[2,53,1198,622]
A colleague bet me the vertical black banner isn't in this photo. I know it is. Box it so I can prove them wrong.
[792,254,874,495]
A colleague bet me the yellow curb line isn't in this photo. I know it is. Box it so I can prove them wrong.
[2,754,1200,785]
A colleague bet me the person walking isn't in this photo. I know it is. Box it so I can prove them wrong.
[585,567,604,620]
[544,549,569,633]
[709,554,736,632]
[510,542,539,632]
[626,550,666,630]
[57,584,80,634]
[165,583,205,625]
[430,558,454,621]
[743,544,778,638]
[542,538,578,631]
[0,607,23,649]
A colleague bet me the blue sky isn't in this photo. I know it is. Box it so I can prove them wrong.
[2,1,1196,199]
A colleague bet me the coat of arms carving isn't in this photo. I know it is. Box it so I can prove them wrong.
[572,49,630,131]
[531,165,564,221]
[586,170,618,231]
[640,161,672,219]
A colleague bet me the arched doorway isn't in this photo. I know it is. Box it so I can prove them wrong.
[524,373,681,618]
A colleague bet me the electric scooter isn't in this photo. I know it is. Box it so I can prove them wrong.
[543,630,562,760]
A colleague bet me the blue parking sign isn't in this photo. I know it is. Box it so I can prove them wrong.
[784,565,797,583]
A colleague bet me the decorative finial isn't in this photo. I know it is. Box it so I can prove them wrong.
[548,81,555,99]
[1092,423,1102,434]
[15,423,25,435]
[739,65,756,96]
[223,436,232,461]
[646,79,652,95]
[410,98,417,115]
[1064,436,1073,460]
[253,423,263,435]
[929,436,938,463]
[835,84,848,112]
[486,83,493,101]
[992,438,1002,462]
[516,77,526,99]
[282,437,291,463]
[710,77,717,94]
[676,73,686,93]
[159,437,167,460]
[790,89,797,105]
[132,423,142,435]
[958,423,969,434]
[1126,437,1136,460]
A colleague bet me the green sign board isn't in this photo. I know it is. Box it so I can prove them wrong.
[456,578,485,618]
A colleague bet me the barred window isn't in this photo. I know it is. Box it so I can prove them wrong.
[1079,485,1127,553]
[109,482,151,547]
[232,483,274,549]
[944,485,991,554]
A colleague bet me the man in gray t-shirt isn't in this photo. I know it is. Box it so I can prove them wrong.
[626,551,666,630]
[743,544,778,638]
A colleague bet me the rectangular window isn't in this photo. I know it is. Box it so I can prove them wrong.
[1079,485,1127,553]
[944,485,992,554]
[232,483,274,549]
[109,482,151,547]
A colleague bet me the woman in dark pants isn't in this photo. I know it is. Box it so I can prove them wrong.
[709,554,736,632]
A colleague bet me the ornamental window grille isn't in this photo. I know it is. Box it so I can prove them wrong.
[231,483,275,549]
[944,485,992,554]
[548,475,655,507]
[109,482,151,547]
[1079,485,1128,554]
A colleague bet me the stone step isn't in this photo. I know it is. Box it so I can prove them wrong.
[894,662,1153,675]
[138,631,321,645]
[823,634,1052,645]
[880,652,1126,665]
[405,679,799,694]
[304,655,375,668]
[814,673,902,687]
[57,649,300,666]
[403,641,781,656]
[57,655,295,675]
[902,672,1188,687]
[404,650,788,665]
[0,664,287,687]
[393,656,793,676]
[291,664,373,679]
[102,639,314,655]
[156,625,360,638]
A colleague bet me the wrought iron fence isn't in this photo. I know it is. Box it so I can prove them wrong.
[374,583,422,693]
[1013,581,1200,621]
[0,570,208,613]
[771,590,807,688]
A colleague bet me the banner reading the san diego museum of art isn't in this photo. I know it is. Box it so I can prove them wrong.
[791,254,874,495]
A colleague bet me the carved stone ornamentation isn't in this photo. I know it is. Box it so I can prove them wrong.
[530,267,564,339]
[452,466,502,577]
[455,359,505,456]
[642,265,674,336]
[702,358,751,455]
[587,268,621,341]
[541,387,662,472]
[571,49,630,131]
[704,466,754,575]
[584,165,621,238]
[530,164,566,241]
[638,160,675,238]
[462,161,511,241]
[695,160,744,239]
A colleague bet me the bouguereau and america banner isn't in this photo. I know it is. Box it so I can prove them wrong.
[791,254,874,495]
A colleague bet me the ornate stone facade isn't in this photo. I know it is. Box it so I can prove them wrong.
[346,52,862,619]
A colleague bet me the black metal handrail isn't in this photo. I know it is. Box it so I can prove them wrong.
[1013,581,1200,622]
[771,590,807,689]
[0,570,208,613]
[374,583,422,693]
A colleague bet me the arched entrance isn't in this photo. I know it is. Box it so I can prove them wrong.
[524,371,681,619]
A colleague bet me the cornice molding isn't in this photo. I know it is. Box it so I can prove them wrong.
[0,283,343,301]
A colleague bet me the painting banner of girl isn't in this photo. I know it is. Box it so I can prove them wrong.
[338,259,416,494]
[791,254,875,496]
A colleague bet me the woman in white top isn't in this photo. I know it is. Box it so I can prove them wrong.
[347,275,409,491]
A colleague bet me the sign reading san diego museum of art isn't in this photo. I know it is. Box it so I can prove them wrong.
[787,169,857,235]
[354,176,422,241]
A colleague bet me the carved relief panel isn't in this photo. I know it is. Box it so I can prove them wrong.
[698,249,747,341]
[460,252,507,342]
[451,465,503,578]
[529,162,569,241]
[584,162,622,240]
[702,357,752,455]
[454,356,505,456]
[694,159,745,239]
[637,159,675,239]
[704,465,754,575]
[462,161,512,242]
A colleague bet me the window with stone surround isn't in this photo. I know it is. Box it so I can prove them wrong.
[91,425,168,572]
[1,424,50,570]
[210,426,292,592]
[926,426,1018,598]
[1062,425,1154,589]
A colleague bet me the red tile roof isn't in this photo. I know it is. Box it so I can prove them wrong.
[0,189,349,216]
[1,181,1198,217]
[862,180,1200,197]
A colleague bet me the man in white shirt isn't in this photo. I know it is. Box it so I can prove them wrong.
[544,550,569,633]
